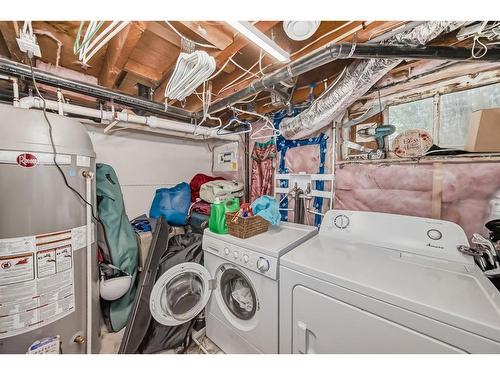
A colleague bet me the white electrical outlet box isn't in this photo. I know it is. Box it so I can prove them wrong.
[16,32,41,57]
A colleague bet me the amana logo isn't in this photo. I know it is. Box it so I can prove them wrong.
[426,243,444,250]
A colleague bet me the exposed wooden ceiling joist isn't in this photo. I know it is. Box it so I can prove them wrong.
[0,34,11,57]
[213,21,280,73]
[183,21,377,112]
[196,21,409,113]
[0,20,481,122]
[32,21,107,77]
[146,22,181,48]
[123,58,163,82]
[0,21,23,62]
[152,21,280,102]
[99,21,146,88]
[180,21,234,50]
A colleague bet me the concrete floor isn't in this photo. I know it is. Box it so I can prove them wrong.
[99,326,223,354]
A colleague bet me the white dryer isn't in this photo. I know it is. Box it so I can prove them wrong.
[202,222,317,353]
[279,210,500,354]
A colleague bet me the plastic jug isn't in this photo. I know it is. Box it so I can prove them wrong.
[224,198,240,214]
[209,198,240,234]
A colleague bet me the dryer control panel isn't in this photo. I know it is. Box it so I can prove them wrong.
[320,210,473,264]
[203,236,278,280]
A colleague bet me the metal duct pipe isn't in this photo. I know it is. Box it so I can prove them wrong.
[280,21,469,139]
[0,57,193,121]
[18,96,239,141]
[326,43,500,61]
[204,36,498,117]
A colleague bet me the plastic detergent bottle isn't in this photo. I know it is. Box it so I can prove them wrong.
[224,198,240,215]
[209,198,240,234]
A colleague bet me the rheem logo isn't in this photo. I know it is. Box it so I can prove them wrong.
[16,153,38,168]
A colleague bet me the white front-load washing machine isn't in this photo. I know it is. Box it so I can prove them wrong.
[202,222,317,354]
[144,222,316,354]
[279,210,500,354]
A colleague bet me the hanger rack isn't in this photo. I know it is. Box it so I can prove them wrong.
[274,173,334,224]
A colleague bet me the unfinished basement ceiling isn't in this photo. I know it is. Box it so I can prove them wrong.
[0,21,493,122]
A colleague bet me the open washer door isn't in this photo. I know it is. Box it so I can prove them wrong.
[150,262,213,326]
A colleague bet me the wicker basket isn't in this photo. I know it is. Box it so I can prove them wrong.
[225,212,269,239]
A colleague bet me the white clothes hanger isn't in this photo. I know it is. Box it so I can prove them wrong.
[165,50,216,101]
[229,106,281,140]
[195,81,222,134]
[216,111,251,136]
[251,119,281,140]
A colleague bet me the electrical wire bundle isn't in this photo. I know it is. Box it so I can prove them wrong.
[27,55,101,223]
[462,21,500,59]
[73,21,130,66]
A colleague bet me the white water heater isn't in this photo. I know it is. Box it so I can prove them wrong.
[0,104,99,353]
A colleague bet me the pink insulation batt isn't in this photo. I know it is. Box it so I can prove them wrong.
[334,162,500,239]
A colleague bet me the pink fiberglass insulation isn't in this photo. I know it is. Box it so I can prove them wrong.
[36,60,100,102]
[334,162,500,239]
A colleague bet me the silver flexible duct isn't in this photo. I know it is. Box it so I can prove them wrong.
[280,21,467,139]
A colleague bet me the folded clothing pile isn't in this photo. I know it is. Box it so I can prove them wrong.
[190,173,225,202]
[189,174,225,216]
[189,174,244,216]
[199,179,244,203]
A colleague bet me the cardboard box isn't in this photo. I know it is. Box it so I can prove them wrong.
[465,108,500,152]
[135,231,152,272]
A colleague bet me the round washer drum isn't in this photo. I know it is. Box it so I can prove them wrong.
[218,265,258,321]
[150,262,212,326]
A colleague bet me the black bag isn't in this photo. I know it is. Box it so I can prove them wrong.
[119,218,204,354]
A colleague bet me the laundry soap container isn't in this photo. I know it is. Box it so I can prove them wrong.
[209,198,240,234]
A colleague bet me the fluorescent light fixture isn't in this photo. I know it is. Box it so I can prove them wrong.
[226,21,290,63]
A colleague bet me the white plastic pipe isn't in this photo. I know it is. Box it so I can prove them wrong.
[56,90,64,115]
[0,75,19,107]
[12,78,19,108]
[84,171,93,354]
[18,96,238,140]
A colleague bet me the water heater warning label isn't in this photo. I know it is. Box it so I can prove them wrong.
[0,229,76,339]
[0,253,35,285]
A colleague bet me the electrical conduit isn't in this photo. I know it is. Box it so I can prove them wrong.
[83,170,94,354]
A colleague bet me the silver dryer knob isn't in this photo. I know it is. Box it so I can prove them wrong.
[257,257,270,273]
